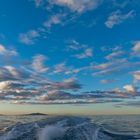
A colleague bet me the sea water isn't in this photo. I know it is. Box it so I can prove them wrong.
[0,115,139,140]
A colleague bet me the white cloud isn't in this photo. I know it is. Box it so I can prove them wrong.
[123,84,137,94]
[53,62,67,74]
[68,40,87,50]
[0,44,17,56]
[19,30,40,45]
[105,50,124,60]
[4,66,21,78]
[0,81,13,90]
[133,41,140,51]
[92,59,138,76]
[50,0,102,13]
[44,14,65,28]
[93,62,112,70]
[132,41,140,57]
[50,62,87,75]
[69,40,79,49]
[75,48,93,59]
[0,66,29,81]
[38,90,72,101]
[133,71,140,83]
[105,10,135,28]
[32,54,49,73]
[0,81,22,90]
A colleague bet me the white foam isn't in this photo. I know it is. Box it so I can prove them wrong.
[38,125,65,140]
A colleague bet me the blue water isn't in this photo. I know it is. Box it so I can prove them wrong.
[0,115,139,140]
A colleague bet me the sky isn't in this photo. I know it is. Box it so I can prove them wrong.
[0,0,140,115]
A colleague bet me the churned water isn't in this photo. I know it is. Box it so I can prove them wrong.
[0,115,139,140]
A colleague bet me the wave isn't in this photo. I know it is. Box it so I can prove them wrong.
[0,116,137,140]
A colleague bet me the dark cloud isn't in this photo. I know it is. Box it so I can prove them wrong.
[44,78,82,91]
[0,66,30,81]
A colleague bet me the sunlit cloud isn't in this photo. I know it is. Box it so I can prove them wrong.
[31,54,49,73]
[0,44,17,56]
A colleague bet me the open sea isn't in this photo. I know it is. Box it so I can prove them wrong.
[0,115,139,140]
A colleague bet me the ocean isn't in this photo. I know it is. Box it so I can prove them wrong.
[0,115,139,140]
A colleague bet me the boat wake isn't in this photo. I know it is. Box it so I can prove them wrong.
[0,116,137,140]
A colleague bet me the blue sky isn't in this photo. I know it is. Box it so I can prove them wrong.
[0,0,140,114]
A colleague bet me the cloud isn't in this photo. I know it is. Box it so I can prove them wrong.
[92,59,140,76]
[74,48,93,59]
[0,79,42,100]
[19,30,40,45]
[132,41,140,57]
[44,14,65,28]
[123,84,137,94]
[31,54,49,73]
[105,10,135,28]
[0,66,29,81]
[0,89,40,100]
[67,40,93,59]
[33,0,102,13]
[50,62,84,75]
[105,50,124,60]
[68,40,87,50]
[100,79,115,84]
[24,89,125,104]
[32,86,140,104]
[35,81,139,104]
[132,41,140,51]
[31,0,102,32]
[0,75,139,104]
[132,70,140,83]
[2,69,82,102]
[0,76,82,104]
[45,78,82,91]
[53,62,68,74]
[37,89,100,103]
[49,0,102,13]
[54,64,87,75]
[38,90,72,101]
[11,98,123,105]
[0,81,23,90]
[93,62,112,70]
[0,44,17,56]
[32,0,102,31]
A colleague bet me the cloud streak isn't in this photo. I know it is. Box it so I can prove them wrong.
[0,44,17,56]
[105,10,135,28]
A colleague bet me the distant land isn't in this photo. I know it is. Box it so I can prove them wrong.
[0,113,48,116]
[22,113,47,116]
